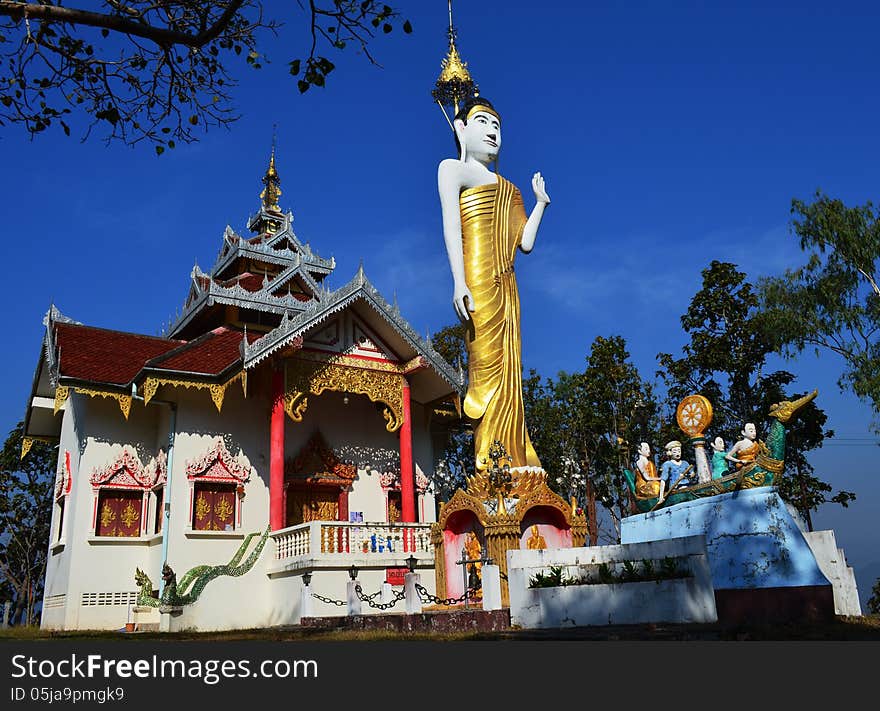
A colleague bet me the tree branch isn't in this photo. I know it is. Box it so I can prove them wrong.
[0,1,246,49]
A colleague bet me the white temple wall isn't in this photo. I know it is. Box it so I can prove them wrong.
[41,376,443,631]
[159,385,272,631]
[52,394,164,630]
[40,395,80,630]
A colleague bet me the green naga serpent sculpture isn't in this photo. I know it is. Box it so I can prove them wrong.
[623,390,818,514]
[135,526,269,608]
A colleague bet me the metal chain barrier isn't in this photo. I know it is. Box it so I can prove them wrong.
[355,584,406,610]
[312,580,483,610]
[355,586,382,603]
[414,582,474,607]
[311,592,347,607]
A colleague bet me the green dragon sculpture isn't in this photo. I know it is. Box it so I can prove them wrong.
[623,390,818,514]
[135,526,269,608]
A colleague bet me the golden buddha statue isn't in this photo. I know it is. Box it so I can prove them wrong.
[438,97,550,471]
[463,530,484,598]
[526,524,547,550]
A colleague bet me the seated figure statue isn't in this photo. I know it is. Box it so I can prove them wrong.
[710,436,728,479]
[726,423,759,470]
[464,530,483,597]
[634,441,665,500]
[526,524,547,550]
[660,440,694,490]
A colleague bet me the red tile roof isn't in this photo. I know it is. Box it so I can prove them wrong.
[145,327,260,376]
[219,272,265,293]
[55,323,182,385]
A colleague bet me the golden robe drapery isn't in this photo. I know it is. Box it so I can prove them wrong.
[460,176,541,471]
[635,460,661,499]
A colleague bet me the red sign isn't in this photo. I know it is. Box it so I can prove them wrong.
[386,568,407,586]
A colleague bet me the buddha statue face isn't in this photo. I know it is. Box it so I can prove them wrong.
[455,106,501,163]
[638,442,651,458]
[743,423,756,440]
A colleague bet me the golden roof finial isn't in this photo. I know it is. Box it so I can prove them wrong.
[260,136,282,213]
[432,0,478,118]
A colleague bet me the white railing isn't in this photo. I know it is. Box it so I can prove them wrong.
[271,521,434,562]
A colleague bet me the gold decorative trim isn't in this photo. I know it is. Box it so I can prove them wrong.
[756,441,784,475]
[285,357,404,432]
[75,388,132,419]
[53,386,70,415]
[435,488,487,529]
[434,471,588,606]
[142,371,246,413]
[295,349,407,374]
[402,355,428,374]
[20,437,34,460]
[283,392,309,422]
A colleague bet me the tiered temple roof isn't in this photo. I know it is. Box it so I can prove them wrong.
[168,154,336,340]
[22,152,462,446]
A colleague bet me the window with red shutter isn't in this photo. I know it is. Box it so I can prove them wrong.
[193,483,236,531]
[96,490,142,537]
[153,487,164,534]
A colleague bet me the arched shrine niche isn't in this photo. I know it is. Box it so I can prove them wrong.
[442,509,485,600]
[519,505,573,550]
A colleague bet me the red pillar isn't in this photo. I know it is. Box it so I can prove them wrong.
[270,369,285,531]
[399,377,416,522]
[337,489,349,523]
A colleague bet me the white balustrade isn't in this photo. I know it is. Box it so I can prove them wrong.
[272,521,433,562]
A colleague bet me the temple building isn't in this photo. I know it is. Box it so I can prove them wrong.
[22,153,462,631]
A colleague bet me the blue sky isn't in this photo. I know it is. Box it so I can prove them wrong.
[1,2,877,606]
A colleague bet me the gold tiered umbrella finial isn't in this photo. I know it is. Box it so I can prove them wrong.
[432,0,478,121]
[260,143,282,213]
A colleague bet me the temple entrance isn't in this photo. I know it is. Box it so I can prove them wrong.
[286,488,339,526]
[387,491,402,523]
[284,431,356,526]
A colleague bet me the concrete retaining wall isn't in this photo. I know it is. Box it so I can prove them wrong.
[507,535,717,628]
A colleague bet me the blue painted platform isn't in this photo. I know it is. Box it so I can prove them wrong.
[621,487,830,591]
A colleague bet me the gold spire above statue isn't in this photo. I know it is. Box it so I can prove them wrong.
[432,0,478,118]
[260,147,282,213]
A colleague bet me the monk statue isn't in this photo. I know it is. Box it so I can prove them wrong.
[464,530,484,597]
[726,423,759,470]
[438,96,550,472]
[634,442,665,499]
[526,524,547,550]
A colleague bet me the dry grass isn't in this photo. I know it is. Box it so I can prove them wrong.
[3,615,879,642]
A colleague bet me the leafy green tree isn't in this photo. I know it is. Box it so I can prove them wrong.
[522,369,564,483]
[578,336,657,539]
[658,260,853,526]
[0,2,411,150]
[430,321,468,375]
[760,192,880,430]
[523,336,656,544]
[0,422,55,626]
